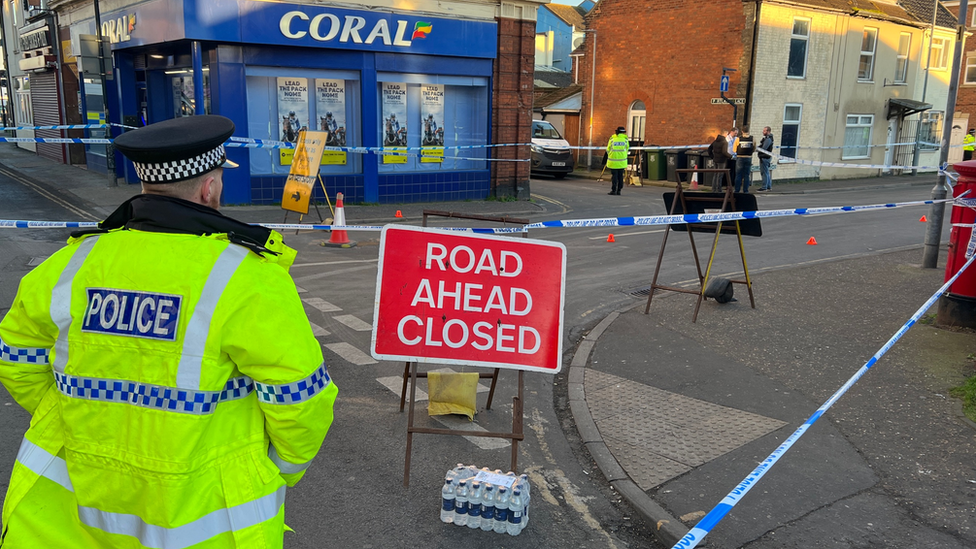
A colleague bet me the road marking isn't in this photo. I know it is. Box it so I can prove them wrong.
[333,314,373,331]
[302,297,341,312]
[530,193,571,214]
[323,342,377,365]
[376,368,491,402]
[310,322,330,337]
[295,285,308,294]
[587,229,664,240]
[292,259,379,268]
[431,414,511,450]
[0,165,98,221]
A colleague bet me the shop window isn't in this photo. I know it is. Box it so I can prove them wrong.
[245,67,362,176]
[895,33,910,83]
[376,72,489,174]
[169,70,211,117]
[843,114,873,159]
[787,18,810,78]
[780,103,801,161]
[858,28,877,81]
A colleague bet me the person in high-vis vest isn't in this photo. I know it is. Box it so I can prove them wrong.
[964,128,975,161]
[0,115,338,548]
[606,126,630,195]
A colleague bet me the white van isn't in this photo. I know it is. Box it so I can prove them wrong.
[530,120,574,179]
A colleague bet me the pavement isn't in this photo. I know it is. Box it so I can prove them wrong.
[3,143,975,548]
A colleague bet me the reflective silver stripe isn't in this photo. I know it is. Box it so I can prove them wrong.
[0,337,49,364]
[176,245,248,389]
[15,437,74,492]
[54,372,253,415]
[78,485,286,549]
[51,236,99,374]
[268,443,313,475]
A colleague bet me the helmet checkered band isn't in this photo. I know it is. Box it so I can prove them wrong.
[133,145,227,184]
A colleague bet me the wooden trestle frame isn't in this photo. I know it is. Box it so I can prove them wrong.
[643,168,756,322]
[398,210,529,487]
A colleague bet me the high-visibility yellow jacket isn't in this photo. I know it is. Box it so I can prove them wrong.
[964,133,975,152]
[0,195,337,548]
[606,133,630,169]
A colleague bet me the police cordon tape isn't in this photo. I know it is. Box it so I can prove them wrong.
[1,195,966,232]
[671,250,976,549]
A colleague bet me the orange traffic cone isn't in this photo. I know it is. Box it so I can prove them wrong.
[607,234,615,243]
[690,164,699,191]
[395,210,403,218]
[919,215,927,222]
[323,193,357,248]
[806,237,818,245]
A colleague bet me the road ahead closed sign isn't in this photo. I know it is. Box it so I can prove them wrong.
[371,226,566,373]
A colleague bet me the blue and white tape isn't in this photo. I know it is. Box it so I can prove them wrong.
[671,252,976,549]
[0,137,113,144]
[0,124,108,131]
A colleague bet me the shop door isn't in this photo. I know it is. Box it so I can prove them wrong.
[31,71,66,163]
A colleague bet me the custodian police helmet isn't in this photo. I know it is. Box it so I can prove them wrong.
[113,115,238,184]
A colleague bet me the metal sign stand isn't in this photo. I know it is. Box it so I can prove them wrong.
[398,211,530,487]
[644,167,755,322]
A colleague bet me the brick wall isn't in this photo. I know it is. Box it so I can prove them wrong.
[492,16,535,198]
[578,0,754,167]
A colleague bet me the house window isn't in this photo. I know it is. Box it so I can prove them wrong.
[895,33,910,83]
[966,55,976,84]
[843,115,873,159]
[628,100,645,141]
[535,31,554,67]
[858,28,878,81]
[930,37,950,70]
[918,111,943,150]
[971,7,976,28]
[787,18,810,78]
[781,103,801,161]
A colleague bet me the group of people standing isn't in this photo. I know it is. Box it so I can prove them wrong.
[709,125,775,193]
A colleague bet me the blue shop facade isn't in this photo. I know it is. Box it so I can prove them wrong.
[78,0,498,205]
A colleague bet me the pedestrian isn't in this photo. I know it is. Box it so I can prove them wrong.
[710,129,734,192]
[964,128,975,161]
[606,126,629,195]
[0,115,338,548]
[734,125,755,193]
[758,126,774,191]
[726,127,739,185]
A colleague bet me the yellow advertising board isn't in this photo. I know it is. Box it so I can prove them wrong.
[383,148,408,164]
[420,147,444,163]
[281,130,328,214]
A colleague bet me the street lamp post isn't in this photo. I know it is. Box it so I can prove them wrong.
[584,29,596,170]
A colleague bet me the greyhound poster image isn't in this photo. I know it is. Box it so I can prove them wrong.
[381,82,408,164]
[277,77,309,165]
[420,84,445,163]
[316,79,347,165]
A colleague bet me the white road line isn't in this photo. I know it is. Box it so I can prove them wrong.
[310,322,330,337]
[303,297,342,312]
[432,415,511,450]
[292,259,379,268]
[323,342,377,365]
[587,229,665,240]
[333,314,373,331]
[295,285,309,294]
[376,369,491,402]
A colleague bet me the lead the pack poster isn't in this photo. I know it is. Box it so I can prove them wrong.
[420,84,444,163]
[277,77,309,165]
[315,79,347,166]
[381,82,408,164]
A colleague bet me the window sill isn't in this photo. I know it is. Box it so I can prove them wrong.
[841,156,870,160]
[857,80,875,84]
[786,75,806,80]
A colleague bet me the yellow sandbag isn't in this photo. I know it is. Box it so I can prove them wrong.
[427,372,479,420]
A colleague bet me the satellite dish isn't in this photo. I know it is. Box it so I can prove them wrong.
[573,37,584,49]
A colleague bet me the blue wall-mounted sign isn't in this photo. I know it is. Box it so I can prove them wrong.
[110,0,498,59]
[720,74,730,93]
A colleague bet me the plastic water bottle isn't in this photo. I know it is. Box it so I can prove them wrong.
[479,485,495,532]
[454,480,469,527]
[440,478,456,523]
[493,486,510,533]
[466,481,482,529]
[517,474,530,528]
[507,489,523,535]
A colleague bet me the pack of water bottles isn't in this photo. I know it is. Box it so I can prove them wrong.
[439,463,530,536]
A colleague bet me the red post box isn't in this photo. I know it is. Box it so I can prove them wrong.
[938,160,976,327]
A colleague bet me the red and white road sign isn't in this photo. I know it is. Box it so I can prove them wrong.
[371,225,566,373]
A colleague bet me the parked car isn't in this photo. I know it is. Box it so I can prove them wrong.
[530,120,574,179]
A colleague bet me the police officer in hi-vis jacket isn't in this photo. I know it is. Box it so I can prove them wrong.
[0,115,337,548]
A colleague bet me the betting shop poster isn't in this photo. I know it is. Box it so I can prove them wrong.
[281,130,327,215]
[420,84,444,163]
[315,79,347,166]
[381,82,408,164]
[277,77,309,165]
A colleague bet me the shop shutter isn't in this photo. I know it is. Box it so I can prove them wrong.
[31,70,66,163]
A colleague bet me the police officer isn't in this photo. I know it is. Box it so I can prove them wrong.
[606,126,630,195]
[0,115,338,548]
[964,128,975,161]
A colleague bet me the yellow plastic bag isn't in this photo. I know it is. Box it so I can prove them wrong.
[427,372,479,420]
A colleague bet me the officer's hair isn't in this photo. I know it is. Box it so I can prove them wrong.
[141,170,215,201]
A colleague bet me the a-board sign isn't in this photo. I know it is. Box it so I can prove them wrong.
[371,225,566,373]
[663,192,763,237]
[281,130,328,214]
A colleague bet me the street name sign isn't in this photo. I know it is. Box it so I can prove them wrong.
[371,225,566,373]
[711,98,745,105]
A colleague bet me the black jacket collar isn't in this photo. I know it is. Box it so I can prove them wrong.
[72,194,276,256]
